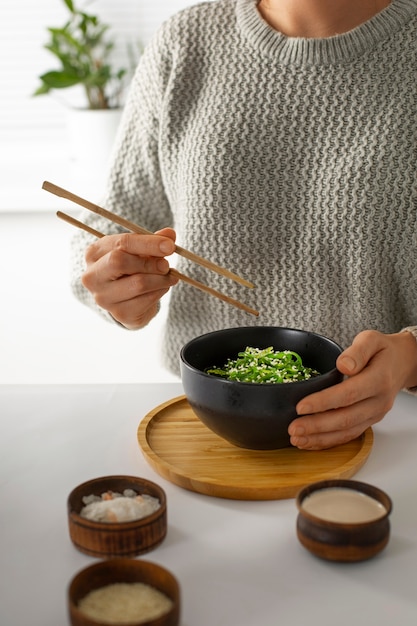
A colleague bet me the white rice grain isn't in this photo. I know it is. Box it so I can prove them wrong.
[78,582,173,624]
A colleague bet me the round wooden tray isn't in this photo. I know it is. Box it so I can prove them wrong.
[137,396,374,500]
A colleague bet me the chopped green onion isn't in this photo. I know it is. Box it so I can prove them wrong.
[206,346,320,384]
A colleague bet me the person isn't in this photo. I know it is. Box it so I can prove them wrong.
[70,0,417,450]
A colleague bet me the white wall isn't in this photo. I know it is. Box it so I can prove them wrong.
[0,211,180,384]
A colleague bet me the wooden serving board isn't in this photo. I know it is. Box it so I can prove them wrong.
[137,396,374,501]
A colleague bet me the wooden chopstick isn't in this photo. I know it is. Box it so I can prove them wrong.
[43,181,254,289]
[56,211,259,317]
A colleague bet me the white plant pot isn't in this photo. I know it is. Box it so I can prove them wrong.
[66,108,123,175]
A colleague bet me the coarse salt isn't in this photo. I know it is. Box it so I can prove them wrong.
[80,490,160,523]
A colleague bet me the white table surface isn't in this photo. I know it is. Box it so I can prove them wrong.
[1,383,417,626]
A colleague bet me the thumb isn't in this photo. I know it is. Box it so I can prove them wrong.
[336,330,382,376]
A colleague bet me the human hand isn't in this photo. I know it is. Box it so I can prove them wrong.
[81,227,179,329]
[288,330,417,450]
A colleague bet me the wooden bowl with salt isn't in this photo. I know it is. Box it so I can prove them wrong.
[68,558,180,626]
[68,475,167,558]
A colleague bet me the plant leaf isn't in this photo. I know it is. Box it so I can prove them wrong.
[63,0,75,13]
[39,70,82,89]
[33,84,52,96]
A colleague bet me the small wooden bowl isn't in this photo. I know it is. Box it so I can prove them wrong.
[68,558,180,626]
[296,479,392,562]
[68,476,167,558]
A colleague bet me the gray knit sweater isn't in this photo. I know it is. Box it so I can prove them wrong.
[71,0,417,377]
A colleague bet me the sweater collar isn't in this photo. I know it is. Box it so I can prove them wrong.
[236,0,417,64]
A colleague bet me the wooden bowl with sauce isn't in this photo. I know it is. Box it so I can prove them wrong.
[68,475,167,558]
[296,479,392,562]
[68,558,180,626]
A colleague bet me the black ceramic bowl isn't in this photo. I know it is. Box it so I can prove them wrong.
[180,326,344,450]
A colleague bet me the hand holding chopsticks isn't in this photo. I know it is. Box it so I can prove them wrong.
[43,181,259,317]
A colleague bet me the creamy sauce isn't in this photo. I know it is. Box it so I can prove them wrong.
[301,487,387,523]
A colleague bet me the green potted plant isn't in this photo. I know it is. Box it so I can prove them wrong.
[33,0,129,110]
[33,0,141,177]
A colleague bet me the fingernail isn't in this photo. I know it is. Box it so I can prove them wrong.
[290,425,305,436]
[296,403,312,415]
[340,356,356,372]
[160,240,174,254]
[291,436,308,447]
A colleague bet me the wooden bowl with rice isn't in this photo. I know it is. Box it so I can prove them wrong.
[67,475,167,558]
[68,558,180,626]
